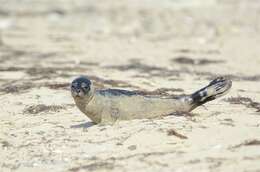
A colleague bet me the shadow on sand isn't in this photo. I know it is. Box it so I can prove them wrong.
[70,121,95,129]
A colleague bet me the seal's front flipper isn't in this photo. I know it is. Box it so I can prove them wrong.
[190,77,232,110]
[100,107,119,125]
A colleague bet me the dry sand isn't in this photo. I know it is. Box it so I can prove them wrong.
[1,0,260,171]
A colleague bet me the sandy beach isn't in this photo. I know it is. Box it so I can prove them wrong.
[1,0,260,171]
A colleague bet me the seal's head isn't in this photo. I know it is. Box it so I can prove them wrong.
[71,76,92,99]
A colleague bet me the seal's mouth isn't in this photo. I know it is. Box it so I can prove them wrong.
[71,89,86,98]
[73,94,81,98]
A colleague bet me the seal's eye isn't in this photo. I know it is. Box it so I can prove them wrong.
[71,83,78,90]
[81,82,90,92]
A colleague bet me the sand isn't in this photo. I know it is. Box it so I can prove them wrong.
[0,0,260,171]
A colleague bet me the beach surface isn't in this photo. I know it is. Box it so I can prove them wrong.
[0,0,260,171]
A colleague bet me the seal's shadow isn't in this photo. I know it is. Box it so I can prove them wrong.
[70,121,95,128]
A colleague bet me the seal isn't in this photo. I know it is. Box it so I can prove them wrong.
[71,76,232,124]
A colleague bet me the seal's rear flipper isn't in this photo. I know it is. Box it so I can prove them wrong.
[190,77,232,110]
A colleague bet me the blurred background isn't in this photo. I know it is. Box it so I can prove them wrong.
[0,0,259,78]
[0,0,259,87]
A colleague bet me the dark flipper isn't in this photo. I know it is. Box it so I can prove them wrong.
[189,77,232,110]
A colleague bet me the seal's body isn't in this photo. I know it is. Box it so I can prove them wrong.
[71,77,232,124]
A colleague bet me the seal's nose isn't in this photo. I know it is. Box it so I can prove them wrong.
[73,88,82,94]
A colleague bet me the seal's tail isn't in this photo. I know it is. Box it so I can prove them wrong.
[189,77,232,110]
